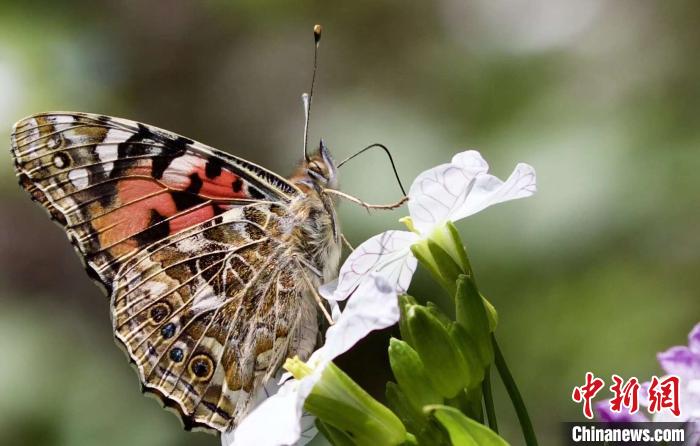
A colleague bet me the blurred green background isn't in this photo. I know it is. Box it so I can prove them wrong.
[0,1,698,445]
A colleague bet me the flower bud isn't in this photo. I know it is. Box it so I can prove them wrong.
[386,382,449,446]
[398,294,419,347]
[448,323,485,389]
[388,338,443,410]
[428,221,471,274]
[286,359,407,445]
[455,275,495,366]
[411,237,462,295]
[426,301,453,327]
[404,305,472,398]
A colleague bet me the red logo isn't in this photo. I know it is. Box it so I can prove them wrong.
[609,374,640,414]
[572,373,681,419]
[648,375,680,417]
[572,372,605,419]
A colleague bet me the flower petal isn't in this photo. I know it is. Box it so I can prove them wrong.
[224,377,310,446]
[408,150,536,233]
[689,323,700,355]
[324,230,418,301]
[311,274,400,365]
[451,150,490,175]
[657,346,700,379]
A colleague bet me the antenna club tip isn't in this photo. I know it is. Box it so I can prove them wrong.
[313,24,323,42]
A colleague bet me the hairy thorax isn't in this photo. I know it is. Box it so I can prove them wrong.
[287,191,342,287]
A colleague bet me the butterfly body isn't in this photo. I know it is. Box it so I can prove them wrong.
[11,112,341,431]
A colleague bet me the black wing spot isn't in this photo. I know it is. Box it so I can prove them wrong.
[185,173,203,194]
[133,209,170,246]
[152,134,191,179]
[161,322,176,339]
[117,123,153,159]
[205,158,223,179]
[189,354,214,379]
[169,347,184,362]
[171,190,206,211]
[150,302,171,323]
[247,186,265,200]
[232,177,243,193]
[201,400,233,421]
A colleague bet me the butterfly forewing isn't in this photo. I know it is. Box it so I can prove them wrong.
[11,112,299,288]
[10,112,325,432]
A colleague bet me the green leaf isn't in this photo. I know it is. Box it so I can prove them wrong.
[388,338,443,410]
[425,405,509,446]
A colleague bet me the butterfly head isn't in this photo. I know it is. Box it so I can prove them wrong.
[295,139,338,190]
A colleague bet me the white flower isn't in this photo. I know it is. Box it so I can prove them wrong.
[321,150,536,302]
[222,274,399,446]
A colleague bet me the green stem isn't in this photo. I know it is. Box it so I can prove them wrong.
[482,366,498,433]
[493,336,538,446]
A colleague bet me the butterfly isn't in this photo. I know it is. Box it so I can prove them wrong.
[10,111,345,432]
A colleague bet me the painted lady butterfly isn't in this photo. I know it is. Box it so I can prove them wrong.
[10,111,344,432]
[10,25,409,435]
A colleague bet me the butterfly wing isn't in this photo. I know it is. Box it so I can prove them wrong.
[112,202,318,431]
[11,113,317,431]
[11,112,300,292]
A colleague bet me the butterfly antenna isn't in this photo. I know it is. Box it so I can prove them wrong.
[303,24,322,162]
[337,143,407,195]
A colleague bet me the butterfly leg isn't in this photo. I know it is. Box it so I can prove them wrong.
[341,233,354,252]
[295,258,334,325]
[322,188,409,211]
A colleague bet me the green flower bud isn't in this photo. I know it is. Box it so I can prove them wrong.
[315,419,356,446]
[388,338,443,410]
[411,238,462,295]
[386,381,425,432]
[428,222,471,274]
[404,305,472,398]
[455,275,495,366]
[386,382,449,446]
[398,295,419,347]
[426,301,454,327]
[446,387,484,423]
[286,359,407,446]
[448,322,485,389]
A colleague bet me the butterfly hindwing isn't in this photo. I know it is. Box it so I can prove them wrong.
[112,202,318,431]
[11,112,300,291]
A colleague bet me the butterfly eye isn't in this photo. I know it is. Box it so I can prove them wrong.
[189,354,214,380]
[308,161,329,182]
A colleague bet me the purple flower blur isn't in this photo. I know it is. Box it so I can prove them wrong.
[595,323,700,423]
